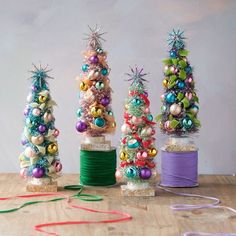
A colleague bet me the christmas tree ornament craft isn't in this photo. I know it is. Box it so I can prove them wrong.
[117,67,157,196]
[76,25,116,186]
[19,64,62,192]
[156,29,201,187]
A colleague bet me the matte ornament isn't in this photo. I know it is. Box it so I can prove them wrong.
[95,81,105,90]
[177,81,185,89]
[94,117,105,127]
[148,148,157,157]
[76,120,88,132]
[101,68,108,76]
[170,50,177,58]
[47,143,58,154]
[89,55,99,64]
[170,103,182,116]
[100,96,110,106]
[190,105,199,115]
[24,146,37,158]
[91,107,102,117]
[147,114,153,121]
[127,139,140,149]
[80,82,88,91]
[124,166,138,179]
[32,167,45,178]
[131,98,142,106]
[166,92,176,104]
[182,117,193,129]
[31,135,44,145]
[82,64,89,72]
[139,167,152,180]
[38,95,47,103]
[32,108,41,116]
[120,151,128,161]
[38,124,47,133]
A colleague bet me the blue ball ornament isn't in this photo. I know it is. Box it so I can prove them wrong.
[170,50,177,58]
[131,98,142,106]
[125,166,138,179]
[127,139,140,149]
[76,108,83,117]
[166,93,176,104]
[177,81,185,89]
[185,66,192,74]
[182,117,193,129]
[147,114,153,121]
[101,68,108,76]
[94,117,105,127]
[82,64,89,72]
[190,105,199,115]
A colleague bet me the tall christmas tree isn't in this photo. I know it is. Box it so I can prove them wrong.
[19,65,61,191]
[76,26,116,136]
[75,26,117,187]
[156,29,200,135]
[117,67,157,195]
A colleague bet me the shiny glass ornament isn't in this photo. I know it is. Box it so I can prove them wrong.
[47,143,58,154]
[94,117,105,127]
[80,82,88,91]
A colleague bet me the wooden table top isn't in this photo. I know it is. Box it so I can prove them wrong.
[0,174,235,236]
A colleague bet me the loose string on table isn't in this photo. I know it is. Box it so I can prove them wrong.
[0,184,132,235]
[157,185,236,236]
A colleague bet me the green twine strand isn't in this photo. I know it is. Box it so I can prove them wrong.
[80,149,117,186]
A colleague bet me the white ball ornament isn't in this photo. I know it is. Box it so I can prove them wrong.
[141,127,152,136]
[88,69,99,80]
[27,94,33,103]
[44,113,53,123]
[121,124,131,134]
[170,103,182,116]
[31,135,44,145]
[32,108,41,116]
[24,146,37,158]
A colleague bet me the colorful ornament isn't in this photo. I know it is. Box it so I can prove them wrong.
[139,167,152,179]
[38,95,47,103]
[127,139,140,149]
[107,110,113,116]
[131,116,143,125]
[32,167,45,178]
[88,69,100,80]
[147,114,153,121]
[38,124,47,133]
[162,79,168,88]
[161,105,167,112]
[190,105,199,115]
[53,161,62,172]
[166,92,176,104]
[31,85,38,92]
[24,107,30,116]
[182,117,193,129]
[177,81,185,89]
[100,96,110,106]
[27,94,33,103]
[140,127,152,136]
[111,122,116,128]
[170,103,182,116]
[47,143,58,154]
[185,66,192,74]
[80,82,88,91]
[20,168,27,179]
[76,108,83,117]
[101,68,108,76]
[91,107,102,117]
[96,48,103,54]
[31,135,44,145]
[164,121,173,132]
[95,81,105,90]
[120,151,128,161]
[185,92,193,100]
[89,55,99,64]
[94,117,105,127]
[32,108,41,116]
[44,113,53,123]
[121,123,131,134]
[82,64,89,72]
[76,120,88,132]
[136,151,148,160]
[24,146,37,158]
[170,50,177,58]
[148,148,157,157]
[115,169,123,181]
[124,166,138,179]
[53,129,60,137]
[131,98,142,106]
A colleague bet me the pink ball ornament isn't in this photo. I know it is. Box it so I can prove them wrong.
[32,108,41,116]
[188,77,193,83]
[144,107,150,113]
[170,66,175,73]
[20,168,28,179]
[160,94,165,101]
[31,135,44,145]
[136,151,148,160]
[185,92,193,100]
[115,169,123,181]
[131,116,143,125]
[44,113,53,123]
[121,124,131,134]
[53,161,62,172]
[24,146,37,158]
[53,129,60,137]
[164,121,173,132]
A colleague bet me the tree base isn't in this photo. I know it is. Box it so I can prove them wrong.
[120,185,155,197]
[26,177,57,192]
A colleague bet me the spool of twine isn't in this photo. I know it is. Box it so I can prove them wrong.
[80,149,117,186]
[161,150,198,187]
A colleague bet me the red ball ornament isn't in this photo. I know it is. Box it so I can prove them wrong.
[146,162,156,169]
[135,160,146,167]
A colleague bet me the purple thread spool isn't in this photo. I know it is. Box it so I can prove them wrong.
[161,150,198,187]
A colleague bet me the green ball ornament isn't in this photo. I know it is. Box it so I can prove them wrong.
[125,166,138,179]
[95,81,105,90]
[161,105,167,112]
[182,117,193,129]
[94,117,105,127]
[131,98,142,106]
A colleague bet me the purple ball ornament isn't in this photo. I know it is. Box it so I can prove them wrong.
[21,138,28,145]
[139,167,152,180]
[89,55,99,64]
[32,167,45,178]
[31,85,38,92]
[100,96,110,106]
[38,124,47,133]
[76,120,88,132]
[24,107,30,116]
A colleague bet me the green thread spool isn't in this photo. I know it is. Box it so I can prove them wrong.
[80,149,117,186]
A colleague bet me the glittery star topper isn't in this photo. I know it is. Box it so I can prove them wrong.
[84,25,106,50]
[30,64,52,87]
[167,29,186,50]
[126,67,148,86]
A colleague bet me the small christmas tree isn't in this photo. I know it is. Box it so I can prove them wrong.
[76,26,116,137]
[156,29,200,135]
[117,67,157,196]
[19,64,61,191]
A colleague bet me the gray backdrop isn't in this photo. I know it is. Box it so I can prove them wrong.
[0,0,235,174]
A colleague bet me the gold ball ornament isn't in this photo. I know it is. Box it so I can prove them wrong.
[80,82,89,91]
[111,122,116,128]
[162,79,168,88]
[148,148,158,157]
[170,103,182,116]
[38,95,47,103]
[91,106,102,117]
[120,151,128,161]
[47,143,58,154]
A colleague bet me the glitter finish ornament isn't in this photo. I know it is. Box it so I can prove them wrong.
[76,120,88,132]
[170,103,182,116]
[32,167,45,178]
[139,167,152,180]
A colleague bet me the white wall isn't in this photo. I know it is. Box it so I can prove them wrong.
[0,0,235,174]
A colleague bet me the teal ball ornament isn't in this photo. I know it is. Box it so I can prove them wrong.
[101,68,108,76]
[190,105,199,115]
[125,166,138,179]
[170,50,177,58]
[166,93,176,104]
[95,81,105,90]
[82,64,89,72]
[177,81,185,89]
[107,110,113,116]
[76,108,83,117]
[182,117,193,129]
[185,66,192,74]
[147,114,153,121]
[127,139,140,149]
[94,117,105,127]
[131,98,142,106]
